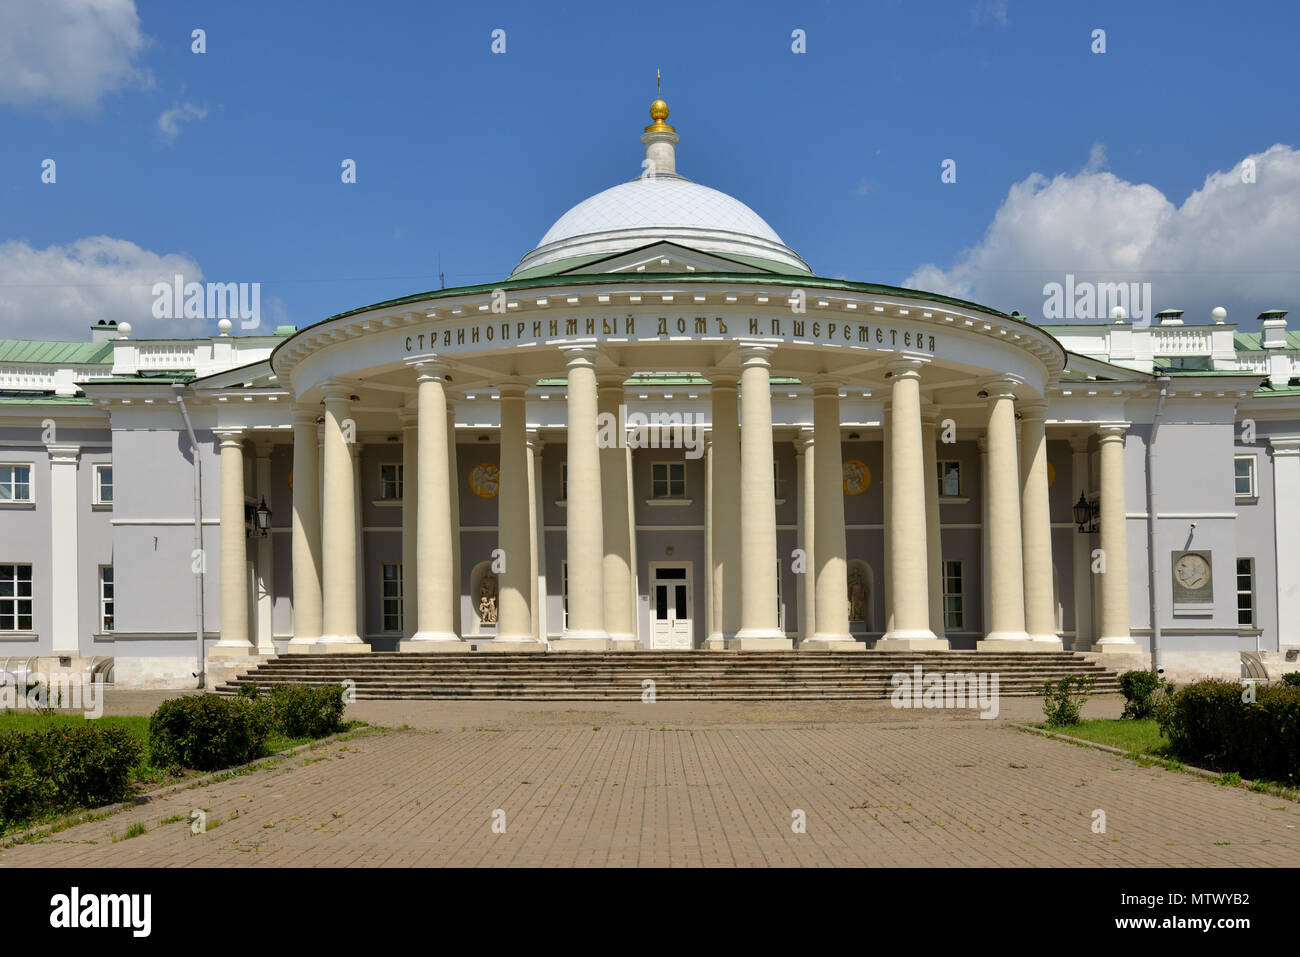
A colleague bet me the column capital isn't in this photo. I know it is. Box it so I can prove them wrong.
[1068,433,1091,453]
[736,341,777,367]
[1097,422,1129,442]
[212,428,245,446]
[318,378,358,401]
[1268,436,1300,455]
[1019,400,1050,421]
[560,343,600,368]
[406,359,449,382]
[292,407,319,427]
[977,375,1024,400]
[919,406,940,428]
[708,372,739,390]
[398,407,418,428]
[527,428,545,452]
[795,428,815,454]
[886,355,930,380]
[46,443,81,465]
[497,379,531,400]
[596,373,628,392]
[808,375,844,396]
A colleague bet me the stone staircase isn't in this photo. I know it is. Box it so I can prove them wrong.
[214,650,1121,701]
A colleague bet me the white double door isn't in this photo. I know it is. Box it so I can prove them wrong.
[649,563,693,649]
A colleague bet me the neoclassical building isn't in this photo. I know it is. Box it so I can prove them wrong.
[1,99,1297,687]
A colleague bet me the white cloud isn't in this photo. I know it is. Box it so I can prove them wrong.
[157,101,207,144]
[0,0,151,109]
[904,144,1300,324]
[0,236,204,340]
[971,0,1009,26]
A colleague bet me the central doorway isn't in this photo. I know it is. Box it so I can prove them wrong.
[649,563,693,649]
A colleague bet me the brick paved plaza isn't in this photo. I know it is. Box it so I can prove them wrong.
[1,693,1296,867]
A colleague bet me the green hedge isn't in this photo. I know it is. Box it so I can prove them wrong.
[147,694,272,772]
[0,725,142,831]
[1155,678,1300,784]
[1117,670,1169,719]
[266,684,345,739]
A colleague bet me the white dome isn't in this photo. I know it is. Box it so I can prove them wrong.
[512,176,811,276]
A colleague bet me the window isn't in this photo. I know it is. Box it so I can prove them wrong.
[773,461,783,500]
[94,465,113,505]
[937,460,961,497]
[1233,457,1256,498]
[0,565,33,631]
[381,562,403,632]
[99,565,114,631]
[1237,558,1255,627]
[561,560,569,630]
[560,463,568,501]
[379,464,403,501]
[652,462,686,499]
[0,465,32,503]
[942,560,964,631]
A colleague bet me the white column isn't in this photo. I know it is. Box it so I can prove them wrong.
[211,429,253,656]
[447,402,462,638]
[351,441,365,640]
[288,410,322,652]
[403,362,461,647]
[732,344,790,648]
[978,378,1030,648]
[528,431,548,642]
[556,345,608,647]
[318,386,366,651]
[921,408,945,640]
[807,380,859,650]
[1271,438,1300,649]
[705,433,715,643]
[47,444,81,655]
[400,408,418,639]
[488,383,540,649]
[1020,402,1062,648]
[1069,435,1093,651]
[598,376,637,648]
[878,358,942,648]
[882,409,893,636]
[707,374,742,649]
[979,436,991,636]
[795,429,816,643]
[1093,423,1138,651]
[254,444,276,654]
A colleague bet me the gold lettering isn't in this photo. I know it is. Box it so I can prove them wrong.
[695,317,706,333]
[658,318,668,335]
[471,327,480,343]
[566,319,577,335]
[717,318,727,334]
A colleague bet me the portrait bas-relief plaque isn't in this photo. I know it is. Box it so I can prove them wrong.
[1171,550,1213,612]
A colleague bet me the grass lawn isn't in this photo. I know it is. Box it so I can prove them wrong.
[1033,717,1175,757]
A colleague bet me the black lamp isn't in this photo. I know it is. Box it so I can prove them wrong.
[1072,492,1098,533]
[253,498,271,536]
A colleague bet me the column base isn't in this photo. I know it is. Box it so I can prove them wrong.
[608,639,643,652]
[208,642,258,659]
[284,638,318,655]
[552,638,611,652]
[398,637,467,653]
[1028,635,1065,651]
[1091,638,1142,653]
[801,638,866,652]
[476,640,547,653]
[874,636,950,651]
[701,635,731,651]
[977,638,1045,652]
[726,634,793,651]
[309,638,370,654]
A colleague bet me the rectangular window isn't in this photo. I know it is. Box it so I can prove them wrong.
[99,565,114,632]
[937,460,961,497]
[0,564,33,631]
[381,562,403,632]
[0,464,33,503]
[1233,456,1256,498]
[560,463,568,501]
[1237,558,1255,627]
[379,464,403,500]
[942,560,964,631]
[94,464,113,505]
[773,461,783,500]
[561,560,569,630]
[652,462,686,499]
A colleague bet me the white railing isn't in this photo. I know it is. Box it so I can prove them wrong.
[1152,328,1212,355]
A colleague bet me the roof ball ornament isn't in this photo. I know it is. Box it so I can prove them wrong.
[645,97,675,133]
[217,318,233,336]
[1212,306,1227,324]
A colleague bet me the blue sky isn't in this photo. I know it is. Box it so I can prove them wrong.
[2,0,1297,341]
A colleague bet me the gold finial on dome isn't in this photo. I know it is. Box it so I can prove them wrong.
[645,70,675,133]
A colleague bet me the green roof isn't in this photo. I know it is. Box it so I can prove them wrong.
[0,339,114,364]
[1234,330,1300,350]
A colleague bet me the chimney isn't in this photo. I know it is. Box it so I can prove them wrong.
[1260,309,1289,349]
[90,319,119,343]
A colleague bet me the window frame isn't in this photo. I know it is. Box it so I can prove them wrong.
[99,564,114,632]
[651,461,687,500]
[0,564,34,632]
[1233,456,1256,499]
[0,464,34,504]
[381,561,403,633]
[93,464,113,506]
[378,463,404,501]
[941,559,964,631]
[937,460,962,498]
[1236,557,1255,627]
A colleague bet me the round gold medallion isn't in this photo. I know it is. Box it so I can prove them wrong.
[842,460,870,495]
[469,463,500,499]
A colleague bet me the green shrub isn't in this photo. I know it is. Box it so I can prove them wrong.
[1156,678,1300,784]
[236,681,262,701]
[1281,672,1300,688]
[1118,669,1169,719]
[0,725,141,831]
[147,694,271,772]
[267,684,345,739]
[1041,675,1096,727]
